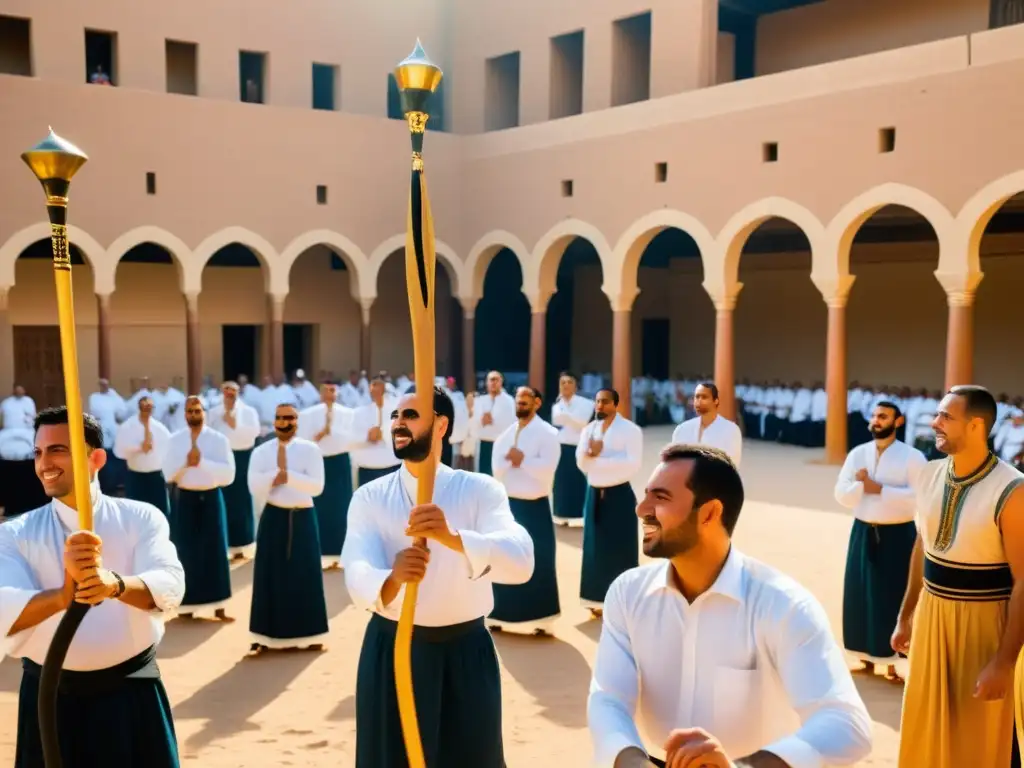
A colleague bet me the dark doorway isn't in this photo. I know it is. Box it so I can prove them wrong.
[641,318,670,380]
[284,324,313,378]
[222,325,259,382]
[13,325,64,409]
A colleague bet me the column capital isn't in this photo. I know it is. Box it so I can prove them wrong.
[524,289,554,314]
[704,281,743,312]
[605,286,639,313]
[0,285,10,311]
[811,273,856,309]
[359,297,374,325]
[96,292,113,307]
[184,291,200,313]
[935,270,983,308]
[269,293,287,322]
[459,295,480,319]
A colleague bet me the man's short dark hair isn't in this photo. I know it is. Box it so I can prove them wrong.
[660,443,744,535]
[949,385,997,435]
[408,386,455,442]
[559,371,577,383]
[34,406,104,451]
[518,386,542,401]
[696,381,719,401]
[598,388,620,406]
[875,400,903,419]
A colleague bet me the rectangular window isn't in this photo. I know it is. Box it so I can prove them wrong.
[165,39,197,96]
[312,63,339,110]
[146,172,156,195]
[550,30,584,119]
[611,11,651,106]
[485,51,521,131]
[85,29,117,86]
[0,15,32,76]
[239,50,267,104]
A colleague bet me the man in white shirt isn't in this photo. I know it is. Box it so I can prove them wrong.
[163,396,236,621]
[208,382,262,560]
[0,384,37,431]
[474,370,517,476]
[445,376,470,467]
[671,382,743,468]
[2,407,184,767]
[298,382,356,570]
[342,386,534,767]
[551,372,594,526]
[834,400,925,682]
[247,403,328,653]
[349,374,400,487]
[89,379,127,495]
[114,395,171,518]
[489,386,562,635]
[577,388,643,617]
[589,443,873,767]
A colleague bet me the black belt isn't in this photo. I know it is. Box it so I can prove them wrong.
[370,613,484,643]
[22,644,159,695]
[924,554,1013,602]
[266,504,312,559]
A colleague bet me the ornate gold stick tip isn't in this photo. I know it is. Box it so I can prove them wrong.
[394,39,443,95]
[21,129,89,188]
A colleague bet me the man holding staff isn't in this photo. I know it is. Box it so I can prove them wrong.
[342,387,534,767]
[1,407,184,766]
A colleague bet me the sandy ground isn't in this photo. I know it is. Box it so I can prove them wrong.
[0,426,903,766]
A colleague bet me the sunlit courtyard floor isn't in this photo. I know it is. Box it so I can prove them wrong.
[0,426,901,766]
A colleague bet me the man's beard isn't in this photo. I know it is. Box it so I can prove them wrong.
[276,424,296,440]
[870,424,896,440]
[595,411,608,420]
[187,418,203,428]
[515,407,531,419]
[393,429,432,462]
[643,511,700,559]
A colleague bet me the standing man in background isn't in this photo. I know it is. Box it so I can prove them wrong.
[671,381,743,468]
[349,375,400,487]
[89,378,127,495]
[208,381,262,560]
[474,370,516,476]
[114,395,171,518]
[551,372,593,527]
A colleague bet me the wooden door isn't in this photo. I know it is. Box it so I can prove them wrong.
[13,326,64,409]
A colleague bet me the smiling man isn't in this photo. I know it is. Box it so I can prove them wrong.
[342,386,534,767]
[0,406,185,767]
[588,443,872,768]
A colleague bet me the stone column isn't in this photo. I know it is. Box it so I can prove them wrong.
[814,274,855,465]
[706,283,742,422]
[461,298,478,392]
[936,271,982,390]
[268,294,286,379]
[184,292,202,394]
[0,287,13,394]
[96,293,113,381]
[527,291,552,393]
[359,298,374,372]
[607,288,635,418]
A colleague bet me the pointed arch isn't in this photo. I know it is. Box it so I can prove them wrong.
[193,226,279,295]
[529,219,612,306]
[106,226,191,294]
[280,230,370,300]
[465,230,531,302]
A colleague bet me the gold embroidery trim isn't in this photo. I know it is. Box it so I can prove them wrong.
[932,453,999,553]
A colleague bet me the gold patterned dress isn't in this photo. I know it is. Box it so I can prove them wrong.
[899,453,1024,768]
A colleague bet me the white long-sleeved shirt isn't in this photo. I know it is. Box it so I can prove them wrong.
[247,437,325,508]
[207,401,261,451]
[113,416,171,473]
[491,416,561,500]
[339,382,369,409]
[552,394,594,446]
[0,395,36,431]
[297,402,356,457]
[588,550,873,767]
[577,415,643,488]
[341,463,535,626]
[349,397,400,469]
[0,487,185,670]
[0,428,34,460]
[162,426,236,491]
[834,440,927,525]
[671,415,743,468]
[448,389,471,445]
[87,390,126,449]
[474,391,517,443]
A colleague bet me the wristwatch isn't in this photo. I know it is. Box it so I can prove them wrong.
[110,571,126,599]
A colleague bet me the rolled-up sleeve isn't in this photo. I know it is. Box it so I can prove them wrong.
[0,524,42,657]
[341,487,394,612]
[459,476,534,585]
[132,506,185,613]
[762,596,873,767]
[588,577,646,767]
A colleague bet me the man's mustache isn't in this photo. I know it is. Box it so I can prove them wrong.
[392,428,413,439]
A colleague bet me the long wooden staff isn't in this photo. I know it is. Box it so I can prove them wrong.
[21,129,94,768]
[393,41,443,768]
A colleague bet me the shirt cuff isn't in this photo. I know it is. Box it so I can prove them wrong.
[595,734,647,768]
[0,588,41,655]
[137,570,184,614]
[458,529,493,580]
[760,735,822,768]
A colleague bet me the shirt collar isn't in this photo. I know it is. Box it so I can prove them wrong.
[649,546,745,603]
[399,460,452,500]
[52,479,102,532]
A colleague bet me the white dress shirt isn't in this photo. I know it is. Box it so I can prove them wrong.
[339,382,369,409]
[0,428,34,460]
[207,401,261,451]
[474,391,517,442]
[297,402,356,457]
[834,440,927,524]
[113,416,171,473]
[0,395,36,430]
[247,436,325,509]
[491,416,561,500]
[87,390,126,449]
[341,463,535,626]
[577,415,643,488]
[0,487,185,670]
[162,426,236,491]
[349,397,400,469]
[448,389,471,445]
[671,415,743,467]
[552,394,595,446]
[789,389,813,423]
[588,549,873,767]
[810,389,828,422]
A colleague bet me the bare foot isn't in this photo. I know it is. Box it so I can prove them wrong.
[215,609,236,623]
[885,665,904,683]
[305,644,326,652]
[851,661,875,675]
[178,612,194,620]
[589,608,603,619]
